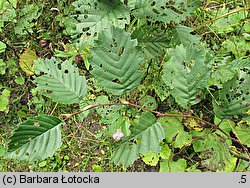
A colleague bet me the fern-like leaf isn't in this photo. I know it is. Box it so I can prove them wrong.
[34,58,87,104]
[5,116,62,161]
[91,27,144,95]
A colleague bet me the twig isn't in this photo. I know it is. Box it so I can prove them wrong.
[62,103,123,121]
[227,120,250,160]
[24,27,38,40]
[62,101,250,161]
[141,60,152,82]
[195,7,250,31]
[230,150,250,162]
[6,0,16,10]
[49,102,58,115]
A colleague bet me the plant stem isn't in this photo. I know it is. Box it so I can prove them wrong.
[63,101,250,161]
[227,120,250,160]
[195,7,250,31]
[230,150,250,162]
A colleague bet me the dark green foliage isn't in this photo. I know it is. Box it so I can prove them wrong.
[1,0,249,172]
[6,116,62,161]
[91,27,144,95]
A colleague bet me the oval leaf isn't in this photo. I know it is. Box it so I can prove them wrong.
[19,49,38,76]
[111,112,165,167]
[5,116,62,161]
[91,27,144,95]
[34,58,87,104]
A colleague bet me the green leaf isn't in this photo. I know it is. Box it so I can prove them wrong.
[131,26,169,59]
[95,95,119,116]
[159,116,192,148]
[92,164,102,172]
[128,0,192,24]
[209,65,236,88]
[213,118,235,146]
[221,36,250,58]
[111,112,165,167]
[5,116,62,161]
[142,152,159,166]
[111,142,139,168]
[214,117,235,135]
[38,161,47,167]
[237,155,250,171]
[105,113,124,136]
[0,88,10,111]
[34,58,87,104]
[234,125,250,147]
[152,76,170,101]
[0,146,5,157]
[0,59,6,75]
[91,27,144,95]
[19,49,38,76]
[172,25,200,45]
[173,131,192,148]
[72,0,130,36]
[132,119,164,153]
[0,41,6,53]
[240,116,250,124]
[213,71,250,118]
[139,95,158,110]
[162,44,211,108]
[221,156,237,172]
[211,7,247,34]
[160,144,171,160]
[160,158,187,172]
[209,57,249,88]
[193,134,231,171]
[14,4,42,35]
[228,58,250,70]
[14,76,25,85]
[192,140,205,153]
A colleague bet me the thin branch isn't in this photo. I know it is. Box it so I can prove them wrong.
[227,120,250,160]
[6,0,16,10]
[230,150,250,162]
[24,27,38,40]
[195,7,250,31]
[62,103,123,121]
[62,101,250,161]
[49,102,58,115]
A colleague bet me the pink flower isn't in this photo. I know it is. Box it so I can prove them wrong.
[112,129,124,140]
